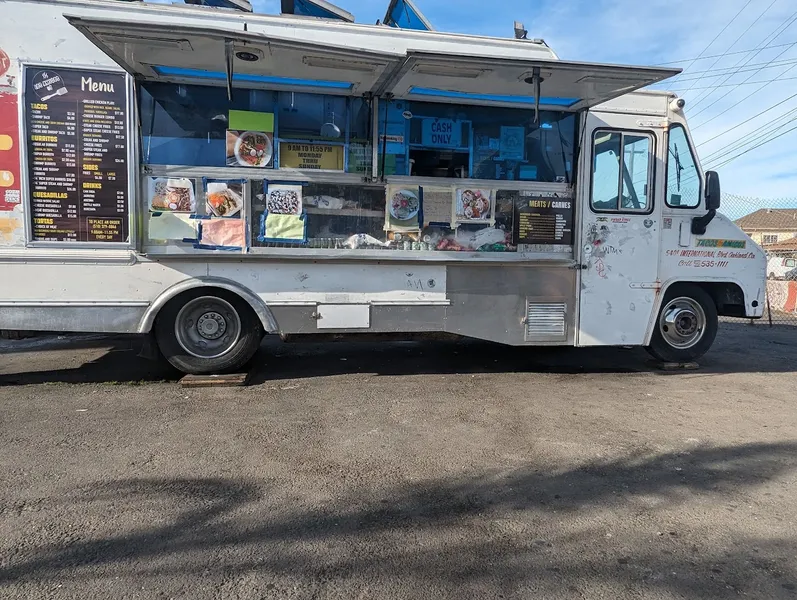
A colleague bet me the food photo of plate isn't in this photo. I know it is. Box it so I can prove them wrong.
[267,186,303,215]
[389,189,420,221]
[457,189,491,220]
[149,177,196,213]
[206,182,243,218]
[230,130,273,168]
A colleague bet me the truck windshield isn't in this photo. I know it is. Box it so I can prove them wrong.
[666,125,701,208]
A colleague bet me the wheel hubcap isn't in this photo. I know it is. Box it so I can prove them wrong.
[660,297,706,350]
[197,312,226,340]
[175,297,241,359]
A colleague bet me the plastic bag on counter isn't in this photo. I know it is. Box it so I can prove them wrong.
[344,234,393,249]
[455,226,506,249]
[304,195,345,210]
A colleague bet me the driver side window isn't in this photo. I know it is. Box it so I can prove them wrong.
[591,130,653,213]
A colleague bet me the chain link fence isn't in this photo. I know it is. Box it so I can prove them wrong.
[722,194,797,326]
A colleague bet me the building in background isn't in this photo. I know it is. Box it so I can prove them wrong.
[735,209,797,246]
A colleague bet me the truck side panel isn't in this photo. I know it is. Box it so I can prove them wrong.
[0,48,23,247]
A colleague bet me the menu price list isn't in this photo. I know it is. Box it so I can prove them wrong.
[24,66,129,243]
[514,194,573,245]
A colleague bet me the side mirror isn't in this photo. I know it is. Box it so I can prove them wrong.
[706,170,721,210]
[692,171,721,235]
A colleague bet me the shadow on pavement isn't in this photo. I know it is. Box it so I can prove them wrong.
[0,322,794,386]
[1,442,796,597]
[0,335,180,386]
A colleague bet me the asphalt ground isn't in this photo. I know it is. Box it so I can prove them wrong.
[0,323,796,599]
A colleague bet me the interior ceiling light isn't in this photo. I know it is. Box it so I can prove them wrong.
[99,34,192,51]
[412,65,486,78]
[235,51,260,62]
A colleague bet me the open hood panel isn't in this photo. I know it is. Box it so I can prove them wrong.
[381,51,680,111]
[67,16,402,95]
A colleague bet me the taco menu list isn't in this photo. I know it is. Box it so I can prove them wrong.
[24,67,129,242]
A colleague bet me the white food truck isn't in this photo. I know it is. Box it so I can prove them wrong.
[0,0,766,374]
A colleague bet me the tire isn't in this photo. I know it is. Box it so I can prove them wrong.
[769,272,776,280]
[154,288,264,375]
[646,284,718,364]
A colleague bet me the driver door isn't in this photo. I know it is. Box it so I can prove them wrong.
[577,112,663,346]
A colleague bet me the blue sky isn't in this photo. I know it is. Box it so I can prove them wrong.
[157,0,797,212]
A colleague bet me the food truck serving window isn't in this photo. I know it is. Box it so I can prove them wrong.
[379,99,575,182]
[140,83,372,174]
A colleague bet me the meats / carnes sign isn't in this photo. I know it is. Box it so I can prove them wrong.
[514,194,574,245]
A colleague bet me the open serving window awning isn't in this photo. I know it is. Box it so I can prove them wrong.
[67,16,678,108]
[378,51,681,111]
[66,16,403,95]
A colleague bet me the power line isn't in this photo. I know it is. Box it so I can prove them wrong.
[650,57,797,82]
[667,0,756,83]
[688,5,795,112]
[705,110,797,162]
[695,92,797,146]
[656,40,797,65]
[691,57,797,128]
[667,74,797,91]
[711,122,797,169]
[702,108,797,163]
[678,122,794,189]
[703,117,797,166]
[689,19,797,121]
[692,12,797,127]
[681,0,779,98]
[680,114,797,187]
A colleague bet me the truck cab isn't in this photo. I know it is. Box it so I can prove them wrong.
[579,91,765,362]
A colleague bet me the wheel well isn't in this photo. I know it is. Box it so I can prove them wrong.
[669,281,746,318]
[138,279,278,334]
[153,286,256,325]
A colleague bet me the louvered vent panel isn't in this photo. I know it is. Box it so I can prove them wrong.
[525,302,567,341]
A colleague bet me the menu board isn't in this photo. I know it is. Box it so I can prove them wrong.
[514,193,573,245]
[24,66,129,243]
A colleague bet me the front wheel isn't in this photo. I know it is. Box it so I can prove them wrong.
[155,289,264,375]
[646,284,718,363]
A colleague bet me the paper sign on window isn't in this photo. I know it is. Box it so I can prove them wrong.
[279,143,344,171]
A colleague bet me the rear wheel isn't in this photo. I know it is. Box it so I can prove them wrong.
[647,284,718,363]
[155,289,264,375]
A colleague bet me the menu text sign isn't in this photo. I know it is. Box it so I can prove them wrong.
[514,194,573,245]
[24,66,129,243]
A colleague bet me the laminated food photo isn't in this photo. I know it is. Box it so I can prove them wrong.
[148,177,196,213]
[205,181,244,218]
